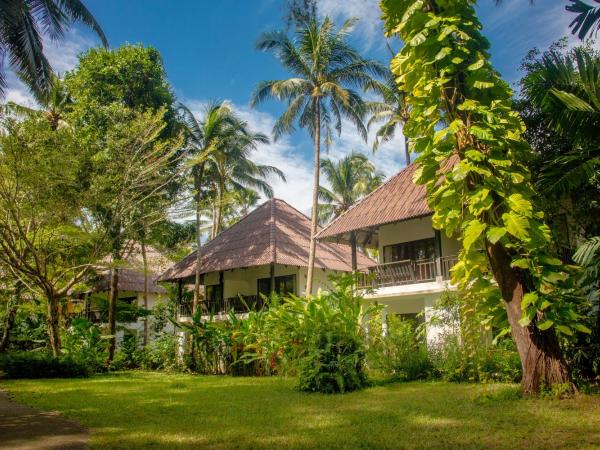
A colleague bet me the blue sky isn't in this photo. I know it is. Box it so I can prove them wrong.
[6,0,579,213]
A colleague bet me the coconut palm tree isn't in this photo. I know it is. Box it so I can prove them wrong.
[205,128,284,237]
[251,16,385,294]
[318,152,383,271]
[0,0,107,97]
[4,74,72,129]
[365,71,411,164]
[178,101,248,308]
[318,152,383,225]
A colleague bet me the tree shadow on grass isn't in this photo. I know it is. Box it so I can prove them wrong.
[4,375,600,449]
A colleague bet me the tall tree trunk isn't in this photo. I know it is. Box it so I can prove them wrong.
[404,134,410,165]
[141,238,149,347]
[0,282,20,353]
[214,179,225,237]
[46,289,61,358]
[350,232,357,272]
[486,241,572,394]
[106,266,119,364]
[194,164,205,314]
[305,99,321,296]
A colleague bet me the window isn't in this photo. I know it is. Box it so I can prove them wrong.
[383,238,436,263]
[205,284,222,302]
[257,275,295,296]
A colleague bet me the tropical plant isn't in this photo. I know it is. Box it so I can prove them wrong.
[566,0,600,40]
[0,118,105,357]
[66,45,181,363]
[3,74,72,130]
[0,0,107,97]
[204,123,283,237]
[366,70,412,164]
[251,16,386,294]
[318,152,383,226]
[381,0,589,394]
[178,101,259,308]
[519,45,600,200]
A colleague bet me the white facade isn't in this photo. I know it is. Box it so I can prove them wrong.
[363,215,460,345]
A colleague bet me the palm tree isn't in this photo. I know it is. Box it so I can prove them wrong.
[0,0,107,97]
[205,128,284,237]
[566,0,600,40]
[178,101,246,309]
[318,152,383,271]
[365,71,411,164]
[251,16,385,294]
[4,74,72,129]
[318,152,383,225]
[520,47,600,198]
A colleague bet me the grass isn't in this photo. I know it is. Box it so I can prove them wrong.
[2,372,600,449]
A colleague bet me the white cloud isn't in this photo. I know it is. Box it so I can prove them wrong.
[318,0,386,51]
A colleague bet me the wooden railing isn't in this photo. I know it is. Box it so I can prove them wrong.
[201,295,264,316]
[357,255,458,289]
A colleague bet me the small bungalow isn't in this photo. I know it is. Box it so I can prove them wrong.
[317,161,460,344]
[69,244,173,342]
[160,198,374,320]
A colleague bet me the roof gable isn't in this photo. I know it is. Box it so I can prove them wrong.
[159,198,374,281]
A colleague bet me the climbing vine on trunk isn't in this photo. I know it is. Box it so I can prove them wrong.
[381,0,589,394]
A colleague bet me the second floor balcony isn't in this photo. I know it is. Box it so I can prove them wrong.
[176,295,266,321]
[357,255,458,290]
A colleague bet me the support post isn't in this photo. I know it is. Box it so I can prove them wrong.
[350,231,357,272]
[434,229,443,282]
[269,263,275,295]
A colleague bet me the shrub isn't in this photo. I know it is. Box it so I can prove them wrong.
[109,334,143,371]
[141,334,184,373]
[0,351,92,378]
[61,318,106,373]
[262,275,373,393]
[367,313,432,381]
[429,336,521,383]
[297,329,367,393]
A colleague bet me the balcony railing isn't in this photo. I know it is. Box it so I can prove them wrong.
[357,255,458,289]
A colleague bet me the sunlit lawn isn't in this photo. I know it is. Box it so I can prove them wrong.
[2,372,600,449]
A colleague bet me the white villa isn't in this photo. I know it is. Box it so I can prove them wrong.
[159,198,374,320]
[317,162,460,344]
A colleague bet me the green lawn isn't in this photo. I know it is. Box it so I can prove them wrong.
[2,372,599,449]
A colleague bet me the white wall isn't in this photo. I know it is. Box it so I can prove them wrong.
[377,216,460,261]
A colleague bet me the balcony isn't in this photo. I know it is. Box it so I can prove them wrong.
[357,255,458,289]
[176,295,265,320]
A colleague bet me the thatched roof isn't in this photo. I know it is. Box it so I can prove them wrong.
[90,269,167,295]
[159,198,374,282]
[317,156,458,245]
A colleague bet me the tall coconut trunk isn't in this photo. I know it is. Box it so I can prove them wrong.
[404,134,410,165]
[106,266,119,364]
[194,164,205,313]
[486,241,572,394]
[46,289,61,357]
[141,238,149,347]
[0,282,20,353]
[305,99,321,296]
[214,177,225,237]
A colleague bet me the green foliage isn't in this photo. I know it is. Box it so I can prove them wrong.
[381,0,587,339]
[61,318,106,372]
[318,152,384,225]
[367,313,431,381]
[0,351,93,378]
[0,0,106,97]
[140,334,183,373]
[66,44,176,133]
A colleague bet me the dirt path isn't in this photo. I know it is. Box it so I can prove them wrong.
[0,389,89,450]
